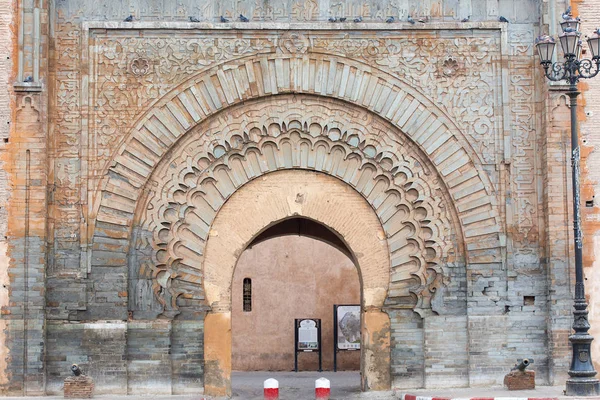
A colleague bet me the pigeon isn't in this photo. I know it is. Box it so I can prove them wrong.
[386,16,395,23]
[562,6,572,20]
[499,16,509,23]
[339,17,347,22]
[461,15,470,22]
[407,15,415,24]
[189,16,200,22]
[239,14,249,22]
[354,16,363,23]
[220,16,229,22]
[595,28,600,35]
[23,76,33,82]
[328,16,337,22]
[124,15,134,22]
[563,27,578,33]
[417,16,429,23]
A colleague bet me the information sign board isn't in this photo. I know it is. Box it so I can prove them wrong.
[298,319,319,350]
[294,318,322,372]
[333,304,361,372]
[336,305,361,350]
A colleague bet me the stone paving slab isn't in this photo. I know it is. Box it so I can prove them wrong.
[5,372,600,400]
[398,386,600,400]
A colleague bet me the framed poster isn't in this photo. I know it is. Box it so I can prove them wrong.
[294,318,322,372]
[335,305,361,350]
[333,304,361,372]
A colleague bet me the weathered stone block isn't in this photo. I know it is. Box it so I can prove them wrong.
[504,370,535,390]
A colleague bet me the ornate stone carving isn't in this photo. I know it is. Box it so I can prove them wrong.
[278,32,309,54]
[130,57,150,76]
[439,57,462,77]
[311,35,501,163]
[508,26,539,243]
[90,56,502,320]
[90,31,501,178]
[135,108,457,317]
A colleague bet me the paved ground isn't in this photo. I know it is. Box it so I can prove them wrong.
[3,372,600,399]
[398,385,577,398]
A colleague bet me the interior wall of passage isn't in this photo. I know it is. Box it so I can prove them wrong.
[232,234,360,371]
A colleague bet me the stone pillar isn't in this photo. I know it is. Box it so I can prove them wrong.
[542,88,576,385]
[361,308,391,391]
[0,0,50,394]
[204,311,232,397]
[3,89,48,395]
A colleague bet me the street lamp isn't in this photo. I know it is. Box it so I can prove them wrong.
[536,15,600,396]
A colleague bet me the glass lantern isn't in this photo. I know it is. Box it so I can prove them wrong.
[536,35,556,63]
[588,30,600,60]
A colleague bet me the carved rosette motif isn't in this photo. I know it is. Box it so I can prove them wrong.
[312,35,501,163]
[130,57,151,76]
[131,98,459,318]
[278,32,309,54]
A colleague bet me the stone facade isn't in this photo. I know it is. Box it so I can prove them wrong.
[1,0,600,396]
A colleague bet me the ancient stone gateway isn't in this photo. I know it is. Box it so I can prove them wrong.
[89,53,497,394]
[5,8,577,395]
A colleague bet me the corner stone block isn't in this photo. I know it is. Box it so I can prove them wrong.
[361,309,391,391]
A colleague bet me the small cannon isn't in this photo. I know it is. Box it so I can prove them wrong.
[505,358,535,390]
[71,364,82,377]
[513,358,534,372]
[65,363,94,397]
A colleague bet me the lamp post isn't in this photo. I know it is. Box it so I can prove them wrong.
[536,15,600,396]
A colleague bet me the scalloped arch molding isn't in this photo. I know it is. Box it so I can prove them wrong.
[129,95,464,319]
[93,54,501,276]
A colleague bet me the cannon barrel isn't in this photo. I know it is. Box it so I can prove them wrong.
[516,358,531,372]
[71,364,82,376]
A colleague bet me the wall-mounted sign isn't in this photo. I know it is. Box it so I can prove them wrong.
[294,318,322,372]
[333,305,361,372]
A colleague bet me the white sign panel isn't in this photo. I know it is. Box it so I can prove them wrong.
[298,319,319,350]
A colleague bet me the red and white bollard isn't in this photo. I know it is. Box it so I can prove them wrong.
[315,377,330,400]
[264,378,279,400]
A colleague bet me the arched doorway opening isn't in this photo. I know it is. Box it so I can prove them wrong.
[201,169,393,396]
[231,217,361,372]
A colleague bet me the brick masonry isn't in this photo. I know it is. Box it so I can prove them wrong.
[63,375,94,399]
[1,0,600,396]
[504,370,535,390]
[0,0,14,389]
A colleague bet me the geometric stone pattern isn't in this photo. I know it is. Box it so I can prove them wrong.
[93,53,503,311]
[135,99,458,318]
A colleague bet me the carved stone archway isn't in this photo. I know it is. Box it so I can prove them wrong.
[202,169,392,395]
[88,53,503,395]
[124,95,469,395]
[92,54,502,281]
[129,96,462,320]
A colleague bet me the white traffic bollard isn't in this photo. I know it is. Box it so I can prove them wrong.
[315,377,330,399]
[264,378,279,400]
